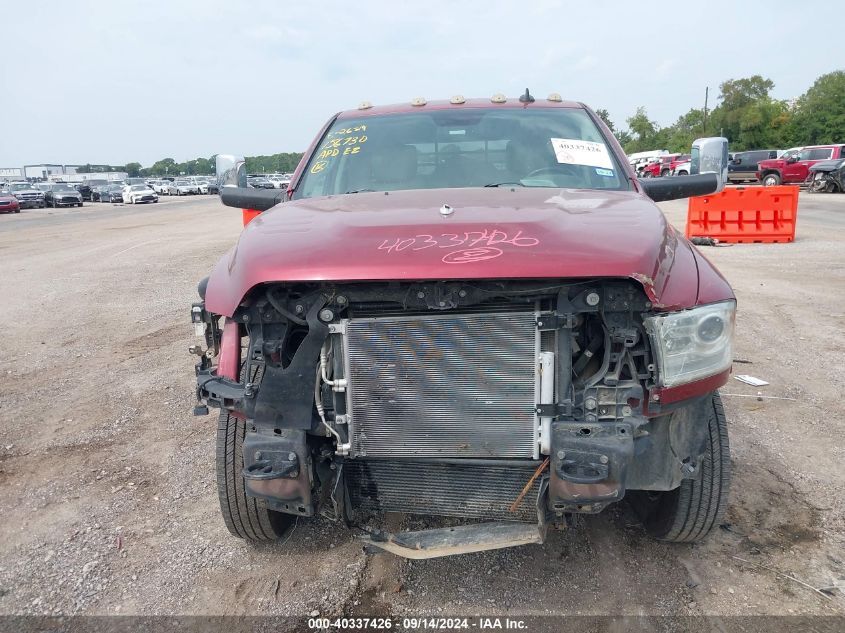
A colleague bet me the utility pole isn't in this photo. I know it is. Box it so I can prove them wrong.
[703,87,709,135]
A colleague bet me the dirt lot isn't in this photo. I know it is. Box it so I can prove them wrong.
[0,192,843,621]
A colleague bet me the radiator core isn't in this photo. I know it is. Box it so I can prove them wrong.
[342,311,538,458]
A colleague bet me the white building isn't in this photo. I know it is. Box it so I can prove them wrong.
[0,167,24,181]
[24,164,65,180]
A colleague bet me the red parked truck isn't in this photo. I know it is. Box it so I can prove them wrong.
[640,153,681,178]
[757,144,845,186]
[193,93,733,558]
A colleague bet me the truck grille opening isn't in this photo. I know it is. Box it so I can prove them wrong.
[343,311,538,458]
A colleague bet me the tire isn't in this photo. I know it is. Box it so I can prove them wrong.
[677,170,688,176]
[762,173,781,187]
[216,410,295,542]
[628,392,731,543]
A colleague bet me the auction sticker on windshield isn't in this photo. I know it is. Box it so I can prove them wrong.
[551,138,613,169]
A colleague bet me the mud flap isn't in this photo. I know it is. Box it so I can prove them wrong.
[548,421,633,513]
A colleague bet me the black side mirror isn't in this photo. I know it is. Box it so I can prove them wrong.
[786,156,798,164]
[640,137,728,202]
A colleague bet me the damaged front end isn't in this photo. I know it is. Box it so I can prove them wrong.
[192,278,733,557]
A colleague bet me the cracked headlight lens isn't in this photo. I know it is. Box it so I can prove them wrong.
[644,300,736,388]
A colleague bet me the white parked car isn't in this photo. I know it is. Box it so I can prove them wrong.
[189,177,209,194]
[151,180,171,194]
[267,175,291,189]
[124,184,159,204]
[167,179,199,195]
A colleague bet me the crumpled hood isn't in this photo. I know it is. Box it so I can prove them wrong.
[206,187,730,316]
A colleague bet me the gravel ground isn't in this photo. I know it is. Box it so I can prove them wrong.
[0,192,843,619]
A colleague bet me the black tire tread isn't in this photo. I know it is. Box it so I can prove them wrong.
[634,392,731,543]
[215,358,290,541]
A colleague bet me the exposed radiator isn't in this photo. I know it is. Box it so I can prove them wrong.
[342,311,538,458]
[345,460,542,523]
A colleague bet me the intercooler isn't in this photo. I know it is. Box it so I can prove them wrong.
[345,459,543,523]
[340,311,539,458]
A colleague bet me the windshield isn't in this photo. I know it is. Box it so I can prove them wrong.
[295,107,627,199]
[10,183,33,191]
[130,185,147,191]
[53,185,75,192]
[175,180,189,185]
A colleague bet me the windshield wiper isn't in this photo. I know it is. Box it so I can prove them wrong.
[345,188,376,194]
[484,182,525,188]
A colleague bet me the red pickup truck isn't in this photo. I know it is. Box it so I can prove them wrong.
[194,94,735,559]
[757,145,845,186]
[640,154,681,178]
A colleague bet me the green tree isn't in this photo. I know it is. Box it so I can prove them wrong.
[709,75,776,147]
[665,108,706,153]
[791,70,845,145]
[124,162,142,177]
[623,107,670,153]
[594,108,615,133]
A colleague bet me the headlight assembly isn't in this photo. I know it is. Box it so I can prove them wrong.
[644,300,736,388]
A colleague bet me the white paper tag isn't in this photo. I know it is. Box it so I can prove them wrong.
[551,138,613,169]
[734,374,769,387]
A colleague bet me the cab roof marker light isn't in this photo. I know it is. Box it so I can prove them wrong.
[547,93,563,102]
[358,101,373,110]
[450,95,466,105]
[491,93,507,104]
[410,97,426,107]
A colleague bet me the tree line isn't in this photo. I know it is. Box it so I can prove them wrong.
[75,153,304,178]
[599,70,845,155]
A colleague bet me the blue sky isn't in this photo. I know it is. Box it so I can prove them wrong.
[1,0,837,166]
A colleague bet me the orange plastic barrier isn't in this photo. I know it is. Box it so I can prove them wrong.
[686,186,799,243]
[242,209,261,226]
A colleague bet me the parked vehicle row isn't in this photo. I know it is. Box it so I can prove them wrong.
[9,181,84,208]
[631,143,845,187]
[248,173,291,189]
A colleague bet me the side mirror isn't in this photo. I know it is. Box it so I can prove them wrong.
[639,137,728,203]
[216,154,247,188]
[215,153,288,212]
[690,137,728,191]
[786,156,798,164]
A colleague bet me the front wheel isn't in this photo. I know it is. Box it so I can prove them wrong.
[628,392,730,543]
[216,411,296,542]
[762,173,782,187]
